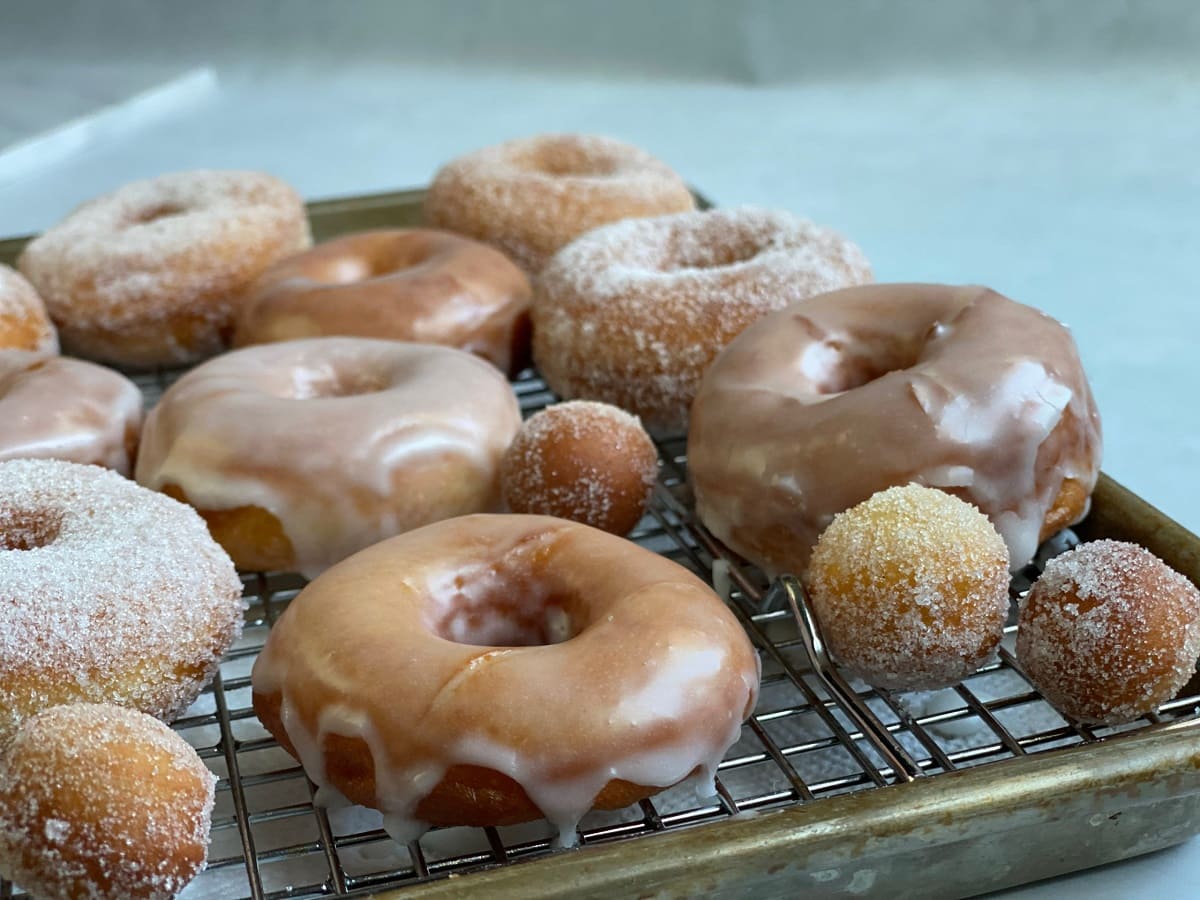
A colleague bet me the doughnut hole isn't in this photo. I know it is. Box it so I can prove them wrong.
[801,332,927,395]
[282,366,389,399]
[0,704,215,900]
[128,202,188,225]
[428,588,577,647]
[423,546,583,648]
[526,138,622,177]
[668,236,762,270]
[501,401,658,535]
[1017,540,1200,724]
[0,507,63,551]
[807,484,1011,691]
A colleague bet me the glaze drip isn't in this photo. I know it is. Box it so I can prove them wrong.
[689,284,1102,573]
[251,515,760,840]
[135,338,521,576]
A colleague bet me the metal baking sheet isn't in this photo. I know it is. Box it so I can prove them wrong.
[2,190,1199,900]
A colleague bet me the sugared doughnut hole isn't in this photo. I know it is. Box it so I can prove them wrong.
[1017,540,1200,724]
[806,484,1011,691]
[501,401,658,536]
[0,703,215,900]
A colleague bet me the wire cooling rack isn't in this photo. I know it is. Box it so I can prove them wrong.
[5,367,1200,900]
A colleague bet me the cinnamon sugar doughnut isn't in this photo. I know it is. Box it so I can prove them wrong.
[17,170,311,368]
[0,703,215,900]
[135,338,521,576]
[808,485,1011,691]
[0,264,57,354]
[233,228,532,375]
[501,401,658,535]
[532,207,872,433]
[251,514,760,842]
[689,284,1103,574]
[0,459,243,745]
[0,353,143,475]
[1017,540,1200,724]
[424,134,695,272]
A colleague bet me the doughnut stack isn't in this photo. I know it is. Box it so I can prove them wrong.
[0,131,1195,895]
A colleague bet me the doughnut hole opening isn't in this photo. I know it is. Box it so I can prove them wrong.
[668,237,763,271]
[1,507,63,551]
[313,257,375,285]
[528,143,621,178]
[310,246,435,286]
[426,568,582,648]
[802,332,928,395]
[128,202,188,225]
[283,367,390,399]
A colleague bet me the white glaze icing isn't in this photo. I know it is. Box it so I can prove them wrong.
[0,353,142,475]
[135,338,521,576]
[251,515,760,840]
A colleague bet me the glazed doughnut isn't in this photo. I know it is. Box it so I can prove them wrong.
[233,228,532,375]
[0,703,215,900]
[808,485,1011,691]
[0,459,243,745]
[251,514,759,842]
[1018,540,1200,724]
[0,264,57,354]
[501,401,658,535]
[532,207,872,433]
[136,338,522,576]
[689,284,1102,573]
[424,133,695,272]
[0,352,143,475]
[17,169,311,368]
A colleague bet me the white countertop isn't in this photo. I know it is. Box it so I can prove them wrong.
[1,60,1197,897]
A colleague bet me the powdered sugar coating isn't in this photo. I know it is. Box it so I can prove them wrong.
[0,264,58,354]
[424,133,695,272]
[1017,540,1200,724]
[501,401,658,535]
[0,353,143,475]
[0,459,244,745]
[808,484,1011,691]
[0,703,215,899]
[17,170,311,367]
[532,206,872,434]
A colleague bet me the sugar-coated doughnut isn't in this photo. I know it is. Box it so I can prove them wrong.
[424,133,695,272]
[0,353,143,475]
[690,284,1102,573]
[532,207,872,433]
[251,514,759,843]
[0,459,243,745]
[1017,540,1200,724]
[0,703,215,900]
[18,170,311,368]
[501,401,658,535]
[807,485,1011,691]
[0,264,57,354]
[233,228,532,375]
[136,338,522,577]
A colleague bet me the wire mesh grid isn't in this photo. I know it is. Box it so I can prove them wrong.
[5,365,1199,900]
